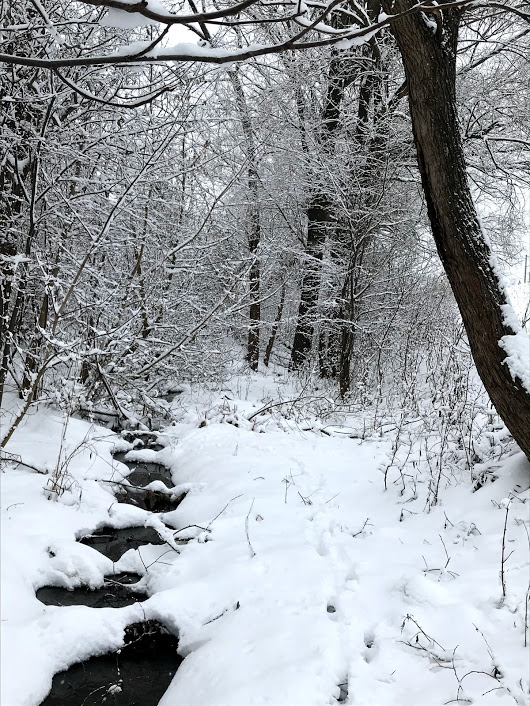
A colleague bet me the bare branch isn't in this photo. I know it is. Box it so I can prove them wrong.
[0,0,480,69]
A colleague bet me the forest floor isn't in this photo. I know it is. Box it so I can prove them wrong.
[1,372,529,706]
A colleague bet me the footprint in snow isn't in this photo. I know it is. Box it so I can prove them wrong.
[363,630,378,663]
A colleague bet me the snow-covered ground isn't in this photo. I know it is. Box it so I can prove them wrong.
[1,375,529,706]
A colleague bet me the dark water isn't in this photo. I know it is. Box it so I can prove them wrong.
[39,451,184,706]
[119,431,161,447]
[113,453,173,488]
[36,574,144,609]
[114,483,184,513]
[40,621,181,706]
[79,526,166,562]
[126,464,172,488]
[110,453,186,513]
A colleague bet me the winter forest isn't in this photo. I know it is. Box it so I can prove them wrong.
[1,1,529,705]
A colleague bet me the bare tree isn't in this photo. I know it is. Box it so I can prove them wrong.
[229,69,262,370]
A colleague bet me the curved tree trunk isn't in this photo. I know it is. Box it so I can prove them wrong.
[389,2,530,460]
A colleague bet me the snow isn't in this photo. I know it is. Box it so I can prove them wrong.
[100,0,183,21]
[335,28,379,51]
[499,304,530,393]
[101,8,160,29]
[420,11,438,33]
[150,42,262,60]
[294,16,348,34]
[487,247,530,394]
[1,377,529,706]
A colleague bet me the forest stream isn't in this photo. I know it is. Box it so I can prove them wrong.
[37,440,184,706]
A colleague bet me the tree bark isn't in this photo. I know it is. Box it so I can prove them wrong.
[230,70,261,371]
[290,57,346,369]
[263,282,286,367]
[389,2,530,460]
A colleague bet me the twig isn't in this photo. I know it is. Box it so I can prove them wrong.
[173,524,211,535]
[439,534,451,569]
[297,491,312,505]
[0,451,48,475]
[245,498,256,558]
[325,493,339,504]
[519,515,530,647]
[472,624,494,661]
[247,394,329,421]
[207,494,243,529]
[136,546,148,573]
[500,500,511,600]
[283,476,292,503]
[402,614,446,651]
[145,549,178,569]
[352,518,371,537]
[445,645,471,705]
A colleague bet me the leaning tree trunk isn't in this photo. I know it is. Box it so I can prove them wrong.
[389,2,530,460]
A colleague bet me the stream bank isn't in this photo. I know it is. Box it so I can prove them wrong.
[38,437,183,705]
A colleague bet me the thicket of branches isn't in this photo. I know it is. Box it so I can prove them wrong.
[1,2,528,452]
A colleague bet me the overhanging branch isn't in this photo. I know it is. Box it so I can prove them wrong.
[0,0,482,69]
